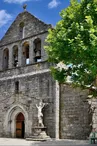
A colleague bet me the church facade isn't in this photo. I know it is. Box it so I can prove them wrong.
[0,10,59,138]
[0,9,97,140]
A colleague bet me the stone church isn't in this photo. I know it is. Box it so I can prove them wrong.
[0,7,97,140]
[0,7,59,139]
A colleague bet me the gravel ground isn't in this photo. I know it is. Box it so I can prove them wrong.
[0,138,94,146]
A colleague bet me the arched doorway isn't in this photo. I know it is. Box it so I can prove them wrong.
[16,113,25,138]
[4,105,30,138]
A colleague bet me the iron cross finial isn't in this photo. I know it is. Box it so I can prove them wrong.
[23,4,27,11]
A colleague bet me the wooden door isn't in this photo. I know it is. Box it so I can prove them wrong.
[16,113,25,138]
[16,121,22,138]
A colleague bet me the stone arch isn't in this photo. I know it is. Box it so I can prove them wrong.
[4,104,30,138]
[22,41,29,65]
[3,48,9,69]
[33,38,41,62]
[12,45,18,67]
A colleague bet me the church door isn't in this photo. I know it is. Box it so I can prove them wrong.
[16,113,25,138]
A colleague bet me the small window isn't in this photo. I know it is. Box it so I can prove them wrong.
[19,22,24,38]
[15,81,19,93]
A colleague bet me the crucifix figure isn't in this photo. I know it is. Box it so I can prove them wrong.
[36,100,47,127]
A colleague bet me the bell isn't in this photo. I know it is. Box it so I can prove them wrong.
[15,56,18,61]
[35,51,41,57]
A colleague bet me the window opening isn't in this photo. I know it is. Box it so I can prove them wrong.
[19,22,24,39]
[13,46,18,67]
[3,48,9,69]
[25,46,29,65]
[15,81,19,93]
[34,38,41,62]
[22,42,29,65]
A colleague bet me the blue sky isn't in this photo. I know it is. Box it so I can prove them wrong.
[0,0,70,40]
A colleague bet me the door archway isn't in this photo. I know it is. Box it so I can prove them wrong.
[4,104,30,138]
[16,112,25,138]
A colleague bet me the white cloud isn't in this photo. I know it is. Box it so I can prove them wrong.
[4,0,30,4]
[0,10,12,28]
[48,0,61,9]
[4,0,40,4]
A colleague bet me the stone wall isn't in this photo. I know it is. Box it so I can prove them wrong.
[0,10,55,139]
[0,11,51,46]
[0,66,56,138]
[0,61,51,78]
[60,84,92,140]
[0,32,48,71]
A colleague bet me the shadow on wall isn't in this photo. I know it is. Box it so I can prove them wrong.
[42,98,55,138]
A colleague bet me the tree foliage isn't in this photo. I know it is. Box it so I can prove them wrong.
[45,0,97,94]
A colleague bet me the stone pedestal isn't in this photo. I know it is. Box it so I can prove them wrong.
[26,127,51,141]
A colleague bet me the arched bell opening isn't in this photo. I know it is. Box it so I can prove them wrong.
[22,42,29,65]
[13,45,18,67]
[33,38,41,62]
[3,48,9,69]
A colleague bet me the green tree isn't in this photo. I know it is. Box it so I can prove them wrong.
[45,0,97,95]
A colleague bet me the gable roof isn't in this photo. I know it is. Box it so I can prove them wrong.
[0,11,51,46]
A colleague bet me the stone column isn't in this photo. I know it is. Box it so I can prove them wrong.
[18,42,22,67]
[9,45,13,69]
[55,81,60,139]
[41,34,48,61]
[29,39,34,64]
